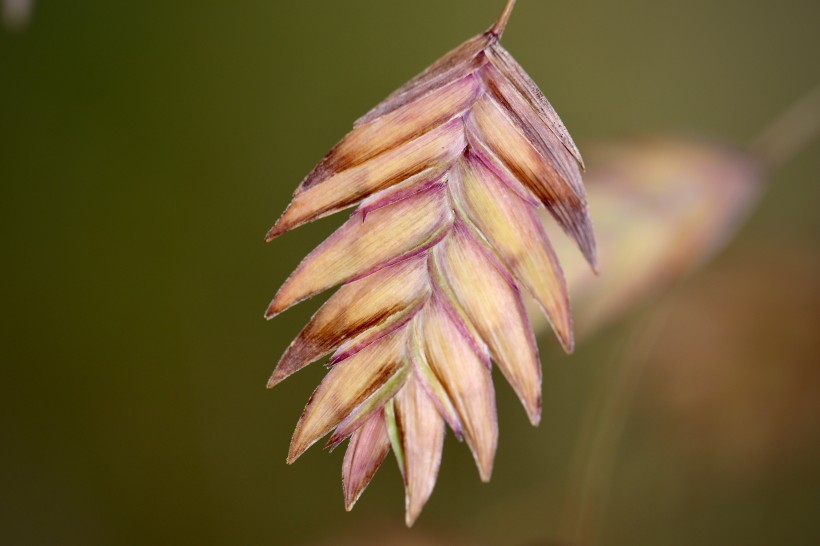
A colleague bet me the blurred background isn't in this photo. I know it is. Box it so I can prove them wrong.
[2,1,819,544]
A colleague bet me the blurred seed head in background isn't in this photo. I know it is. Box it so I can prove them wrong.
[1,0,33,31]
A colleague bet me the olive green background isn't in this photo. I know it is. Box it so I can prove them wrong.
[2,1,819,545]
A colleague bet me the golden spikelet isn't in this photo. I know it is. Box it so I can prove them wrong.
[264,0,596,525]
[537,137,763,338]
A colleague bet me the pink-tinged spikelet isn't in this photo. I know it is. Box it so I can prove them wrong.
[536,138,762,338]
[264,0,596,526]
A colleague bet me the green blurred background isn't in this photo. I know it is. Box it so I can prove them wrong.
[2,1,819,544]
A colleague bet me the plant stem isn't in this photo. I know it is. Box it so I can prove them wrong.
[560,288,682,545]
[751,84,820,169]
[490,0,517,38]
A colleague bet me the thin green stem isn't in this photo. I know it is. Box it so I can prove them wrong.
[751,84,820,169]
[560,287,683,545]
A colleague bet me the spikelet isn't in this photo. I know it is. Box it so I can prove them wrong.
[264,0,596,526]
[536,137,762,338]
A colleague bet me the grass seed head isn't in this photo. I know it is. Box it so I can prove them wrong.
[265,0,595,525]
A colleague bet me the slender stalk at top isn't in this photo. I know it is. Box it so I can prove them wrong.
[751,84,820,169]
[490,0,518,37]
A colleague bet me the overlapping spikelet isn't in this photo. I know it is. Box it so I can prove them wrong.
[265,0,596,525]
[536,138,762,338]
